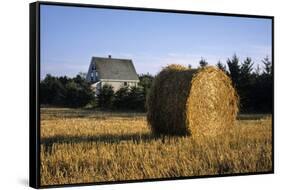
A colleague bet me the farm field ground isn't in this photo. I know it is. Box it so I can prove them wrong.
[40,108,272,186]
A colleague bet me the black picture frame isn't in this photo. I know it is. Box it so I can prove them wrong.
[29,1,274,188]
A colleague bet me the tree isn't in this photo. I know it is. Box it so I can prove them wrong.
[127,86,145,111]
[97,84,114,109]
[113,85,146,111]
[40,74,95,107]
[64,80,94,108]
[40,74,66,106]
[239,57,254,112]
[262,56,272,75]
[260,56,273,112]
[138,73,154,104]
[254,64,261,76]
[113,86,130,109]
[216,60,227,73]
[215,54,273,114]
[226,54,240,87]
[78,72,87,79]
[138,74,154,91]
[240,57,254,82]
[240,57,254,88]
[199,57,208,68]
[58,76,69,86]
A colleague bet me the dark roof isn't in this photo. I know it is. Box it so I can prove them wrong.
[92,57,139,81]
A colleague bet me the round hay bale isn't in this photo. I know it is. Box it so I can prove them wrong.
[147,64,239,137]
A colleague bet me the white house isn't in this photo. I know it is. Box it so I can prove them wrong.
[86,55,140,94]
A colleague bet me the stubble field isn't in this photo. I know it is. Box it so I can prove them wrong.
[40,108,272,186]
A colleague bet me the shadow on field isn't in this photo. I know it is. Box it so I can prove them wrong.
[41,133,175,153]
[41,109,146,120]
[41,133,156,144]
[237,114,271,120]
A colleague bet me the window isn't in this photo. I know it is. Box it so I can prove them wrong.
[124,82,128,86]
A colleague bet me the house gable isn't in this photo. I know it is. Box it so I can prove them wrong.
[86,56,139,83]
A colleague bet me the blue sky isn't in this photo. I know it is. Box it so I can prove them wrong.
[40,5,272,79]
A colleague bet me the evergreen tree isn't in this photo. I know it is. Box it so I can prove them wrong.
[262,56,272,75]
[128,86,145,111]
[113,86,130,109]
[138,73,154,103]
[254,64,261,76]
[216,60,227,73]
[199,57,208,68]
[239,57,254,112]
[240,57,254,82]
[260,56,273,112]
[226,54,240,87]
[40,74,66,106]
[97,84,114,109]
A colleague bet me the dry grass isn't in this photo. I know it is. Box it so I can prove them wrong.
[40,108,272,186]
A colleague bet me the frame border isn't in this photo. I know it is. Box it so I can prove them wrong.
[30,2,41,188]
[29,1,274,188]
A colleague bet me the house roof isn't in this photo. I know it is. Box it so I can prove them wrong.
[92,56,139,81]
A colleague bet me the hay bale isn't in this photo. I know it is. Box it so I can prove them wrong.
[147,64,239,136]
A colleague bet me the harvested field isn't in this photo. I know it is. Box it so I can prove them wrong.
[40,108,272,186]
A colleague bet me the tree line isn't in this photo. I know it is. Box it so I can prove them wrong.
[40,73,94,108]
[40,54,272,113]
[199,54,272,113]
[40,73,154,111]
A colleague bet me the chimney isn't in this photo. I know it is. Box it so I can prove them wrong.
[108,55,112,59]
